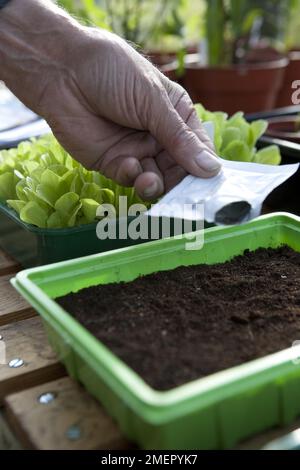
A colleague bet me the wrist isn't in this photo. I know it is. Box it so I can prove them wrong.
[0,0,83,107]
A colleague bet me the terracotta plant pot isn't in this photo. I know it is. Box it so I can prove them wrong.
[146,50,179,67]
[180,56,288,115]
[276,52,300,108]
[160,54,204,83]
[160,62,179,82]
[266,116,300,143]
[244,46,285,64]
[145,45,198,68]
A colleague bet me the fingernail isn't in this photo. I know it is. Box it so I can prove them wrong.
[196,150,222,173]
[128,161,142,180]
[143,181,159,199]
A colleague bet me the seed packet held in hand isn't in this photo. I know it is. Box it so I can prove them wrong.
[148,160,300,225]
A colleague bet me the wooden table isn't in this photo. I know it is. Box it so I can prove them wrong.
[0,248,299,450]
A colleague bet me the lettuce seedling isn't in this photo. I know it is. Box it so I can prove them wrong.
[0,135,144,229]
[195,104,281,165]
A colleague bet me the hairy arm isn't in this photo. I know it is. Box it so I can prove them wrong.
[0,0,221,200]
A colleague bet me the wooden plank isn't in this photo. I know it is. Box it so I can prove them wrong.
[4,377,131,450]
[0,250,19,276]
[0,411,22,450]
[0,274,36,325]
[0,317,65,402]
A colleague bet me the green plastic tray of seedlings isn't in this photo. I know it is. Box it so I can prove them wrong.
[0,201,144,267]
[0,203,204,267]
[12,213,300,449]
[0,133,162,267]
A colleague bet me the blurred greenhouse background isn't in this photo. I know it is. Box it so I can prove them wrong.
[54,1,300,114]
[56,1,300,59]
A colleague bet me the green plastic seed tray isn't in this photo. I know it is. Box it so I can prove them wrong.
[12,213,300,449]
[0,202,150,267]
[0,202,205,267]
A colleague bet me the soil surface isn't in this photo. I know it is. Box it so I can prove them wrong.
[57,247,300,391]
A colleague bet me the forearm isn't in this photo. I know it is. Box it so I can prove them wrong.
[0,0,82,110]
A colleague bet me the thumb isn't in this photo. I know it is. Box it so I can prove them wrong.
[148,94,222,178]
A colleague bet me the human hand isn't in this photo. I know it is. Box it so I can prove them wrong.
[0,0,221,200]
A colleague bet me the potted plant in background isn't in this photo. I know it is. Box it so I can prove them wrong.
[57,0,108,28]
[58,0,194,68]
[179,0,289,115]
[101,0,185,66]
[275,0,300,107]
[247,0,300,108]
[57,0,298,111]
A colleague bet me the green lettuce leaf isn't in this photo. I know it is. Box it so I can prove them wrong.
[197,104,281,166]
[254,146,282,165]
[7,199,26,215]
[222,127,241,149]
[47,211,63,229]
[0,173,16,201]
[222,141,253,162]
[20,201,48,228]
[248,120,268,147]
[55,192,80,215]
[81,198,100,223]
